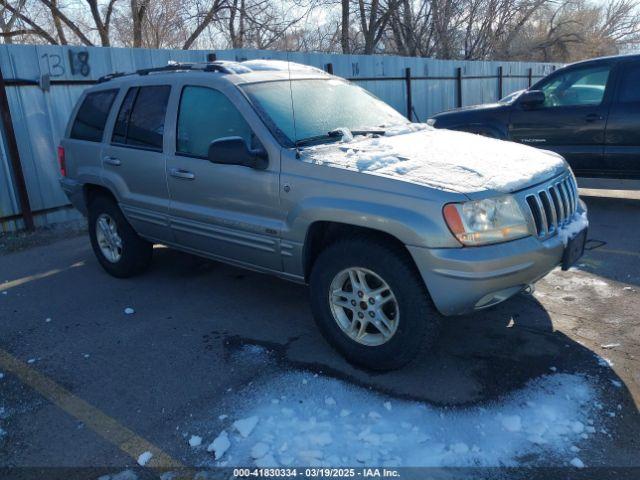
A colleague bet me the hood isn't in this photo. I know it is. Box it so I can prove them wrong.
[300,125,567,196]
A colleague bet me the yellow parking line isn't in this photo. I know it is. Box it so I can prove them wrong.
[0,262,85,292]
[0,348,184,469]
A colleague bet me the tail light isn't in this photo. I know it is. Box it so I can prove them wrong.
[57,146,66,177]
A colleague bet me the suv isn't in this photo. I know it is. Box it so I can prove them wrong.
[60,60,588,370]
[428,54,640,179]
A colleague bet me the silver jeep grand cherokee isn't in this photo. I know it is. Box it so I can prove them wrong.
[59,60,588,370]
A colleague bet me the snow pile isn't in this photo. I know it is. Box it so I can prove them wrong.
[209,372,598,468]
[558,211,589,247]
[301,127,566,194]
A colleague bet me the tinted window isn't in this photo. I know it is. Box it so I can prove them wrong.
[112,85,170,150]
[177,86,254,158]
[539,65,610,107]
[617,63,640,103]
[112,88,137,144]
[70,90,117,142]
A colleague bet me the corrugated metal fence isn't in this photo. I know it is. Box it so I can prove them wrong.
[0,45,560,232]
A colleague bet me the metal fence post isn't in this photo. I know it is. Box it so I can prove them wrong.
[405,67,412,121]
[456,67,463,108]
[325,63,334,75]
[0,64,34,231]
[498,66,503,99]
[528,68,533,88]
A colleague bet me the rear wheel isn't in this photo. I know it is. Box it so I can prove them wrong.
[309,237,440,370]
[88,195,152,278]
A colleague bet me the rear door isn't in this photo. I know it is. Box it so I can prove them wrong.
[509,62,615,176]
[603,60,640,179]
[65,89,118,183]
[102,84,173,242]
[165,81,282,271]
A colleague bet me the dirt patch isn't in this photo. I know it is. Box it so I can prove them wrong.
[0,219,87,255]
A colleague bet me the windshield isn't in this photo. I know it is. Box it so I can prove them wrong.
[241,79,409,146]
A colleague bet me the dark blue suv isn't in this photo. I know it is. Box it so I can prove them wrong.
[428,54,640,179]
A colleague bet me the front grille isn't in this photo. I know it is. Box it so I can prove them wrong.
[525,175,578,238]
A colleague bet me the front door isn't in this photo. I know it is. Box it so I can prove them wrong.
[102,84,172,242]
[509,63,614,176]
[603,60,640,179]
[165,84,282,271]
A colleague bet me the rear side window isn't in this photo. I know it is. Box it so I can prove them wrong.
[111,85,170,150]
[70,90,117,142]
[112,88,137,144]
[617,63,640,103]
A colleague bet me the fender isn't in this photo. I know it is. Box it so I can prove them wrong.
[284,196,458,249]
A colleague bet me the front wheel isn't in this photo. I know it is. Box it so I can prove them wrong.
[309,238,440,370]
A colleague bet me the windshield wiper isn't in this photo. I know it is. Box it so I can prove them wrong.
[295,128,386,147]
[295,130,343,147]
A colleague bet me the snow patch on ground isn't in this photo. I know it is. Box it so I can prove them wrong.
[208,430,231,459]
[209,372,599,467]
[543,268,620,298]
[137,451,153,466]
[98,470,138,480]
[301,127,565,194]
[233,416,259,438]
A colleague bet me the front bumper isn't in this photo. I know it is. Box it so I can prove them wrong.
[408,233,565,316]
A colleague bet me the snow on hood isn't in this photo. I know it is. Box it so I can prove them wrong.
[301,124,567,195]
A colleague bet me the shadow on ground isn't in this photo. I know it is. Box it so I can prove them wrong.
[1,235,638,474]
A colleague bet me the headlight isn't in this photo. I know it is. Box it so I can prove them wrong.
[443,195,530,246]
[426,118,437,127]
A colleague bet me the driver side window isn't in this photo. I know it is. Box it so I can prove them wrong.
[177,86,258,158]
[539,65,611,108]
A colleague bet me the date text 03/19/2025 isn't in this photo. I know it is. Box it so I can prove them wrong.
[232,468,401,478]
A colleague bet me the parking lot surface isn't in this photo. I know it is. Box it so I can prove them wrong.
[0,193,639,478]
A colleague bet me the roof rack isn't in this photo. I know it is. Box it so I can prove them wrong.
[96,61,248,83]
[97,71,127,83]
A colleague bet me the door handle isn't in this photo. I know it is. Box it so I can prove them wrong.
[103,156,121,166]
[584,113,603,123]
[169,168,195,180]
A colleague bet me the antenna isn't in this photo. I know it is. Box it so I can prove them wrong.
[285,50,299,156]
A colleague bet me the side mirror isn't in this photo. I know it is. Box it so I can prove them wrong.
[207,137,268,170]
[518,90,545,109]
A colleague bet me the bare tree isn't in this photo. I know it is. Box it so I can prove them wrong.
[131,0,149,47]
[0,0,638,64]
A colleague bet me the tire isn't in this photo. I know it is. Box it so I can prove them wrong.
[88,194,153,278]
[309,237,440,371]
